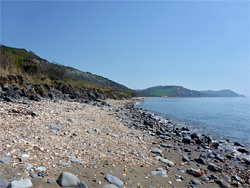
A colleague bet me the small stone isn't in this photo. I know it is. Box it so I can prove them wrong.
[151,148,162,154]
[182,136,192,144]
[29,171,38,179]
[70,157,81,163]
[158,157,174,167]
[207,163,222,172]
[222,174,231,183]
[50,124,63,131]
[194,157,207,165]
[182,156,190,162]
[101,185,118,188]
[104,174,124,187]
[186,169,202,177]
[47,178,56,184]
[191,178,201,185]
[150,169,168,178]
[8,178,32,188]
[0,156,11,164]
[93,128,101,132]
[0,178,9,187]
[58,172,80,187]
[34,166,46,172]
[234,142,244,147]
[110,135,119,138]
[57,162,70,166]
[23,163,33,170]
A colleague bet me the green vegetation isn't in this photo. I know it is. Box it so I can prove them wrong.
[1,45,43,60]
[0,44,131,96]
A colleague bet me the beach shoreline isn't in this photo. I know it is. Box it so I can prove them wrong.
[0,98,249,187]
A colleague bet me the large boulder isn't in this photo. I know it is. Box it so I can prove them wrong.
[57,172,80,187]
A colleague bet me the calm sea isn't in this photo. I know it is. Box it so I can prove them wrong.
[139,97,250,148]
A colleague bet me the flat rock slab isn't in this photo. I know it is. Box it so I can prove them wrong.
[23,163,33,170]
[0,178,9,187]
[8,178,32,188]
[155,156,174,167]
[151,148,162,154]
[57,172,80,187]
[105,174,124,187]
[101,184,118,188]
[0,156,11,164]
[50,124,64,131]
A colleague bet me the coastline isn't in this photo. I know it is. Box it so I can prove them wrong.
[0,98,249,187]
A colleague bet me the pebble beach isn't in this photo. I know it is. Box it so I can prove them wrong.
[0,98,249,188]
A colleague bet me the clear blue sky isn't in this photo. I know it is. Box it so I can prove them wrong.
[1,1,249,95]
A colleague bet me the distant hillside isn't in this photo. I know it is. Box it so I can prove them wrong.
[0,44,132,100]
[199,90,244,97]
[140,86,244,97]
[139,86,202,97]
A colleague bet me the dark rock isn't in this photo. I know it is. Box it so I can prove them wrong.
[186,169,202,177]
[191,132,199,140]
[207,152,215,158]
[215,154,224,162]
[29,94,41,101]
[211,142,219,149]
[182,156,190,162]
[181,127,189,131]
[232,175,241,182]
[200,153,207,159]
[194,157,207,165]
[234,142,244,147]
[226,154,234,159]
[208,163,222,172]
[237,148,249,154]
[3,96,14,103]
[38,171,47,176]
[182,136,192,144]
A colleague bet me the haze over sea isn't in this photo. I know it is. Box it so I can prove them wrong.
[139,97,250,148]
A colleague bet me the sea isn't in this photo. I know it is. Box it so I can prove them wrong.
[138,97,250,150]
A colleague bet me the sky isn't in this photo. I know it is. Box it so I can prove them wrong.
[1,1,249,95]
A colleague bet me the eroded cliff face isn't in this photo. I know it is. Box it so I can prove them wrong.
[0,74,130,102]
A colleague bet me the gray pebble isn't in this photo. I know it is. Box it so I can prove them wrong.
[101,185,118,188]
[29,171,38,179]
[50,124,64,131]
[57,162,71,166]
[191,178,202,185]
[23,163,33,170]
[151,148,162,154]
[0,156,11,164]
[0,178,9,187]
[8,178,32,188]
[47,178,56,184]
[105,174,124,187]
